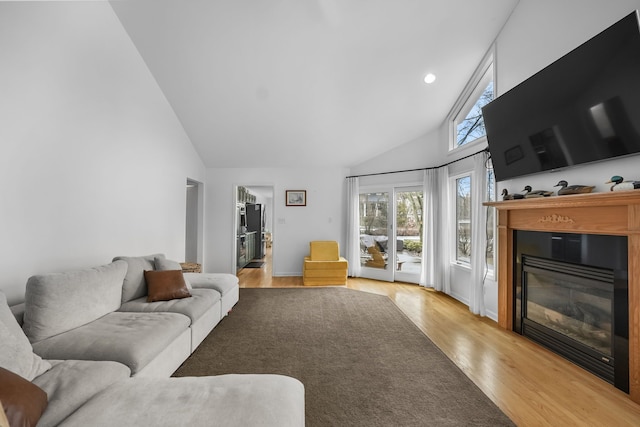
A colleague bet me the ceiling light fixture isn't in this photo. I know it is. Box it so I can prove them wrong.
[423,73,436,84]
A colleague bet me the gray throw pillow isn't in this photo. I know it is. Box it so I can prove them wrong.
[0,292,51,381]
[114,254,165,302]
[154,257,192,289]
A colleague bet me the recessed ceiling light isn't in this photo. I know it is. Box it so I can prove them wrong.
[424,73,436,84]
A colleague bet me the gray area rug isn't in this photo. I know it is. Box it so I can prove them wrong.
[174,288,514,426]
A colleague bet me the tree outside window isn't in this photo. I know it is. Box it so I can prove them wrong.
[456,175,472,263]
[456,81,494,147]
[486,168,495,269]
[359,193,388,236]
[450,58,494,151]
[396,190,423,255]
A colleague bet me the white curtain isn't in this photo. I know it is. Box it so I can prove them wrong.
[419,169,436,287]
[345,177,361,278]
[420,166,450,293]
[435,165,451,293]
[469,151,489,315]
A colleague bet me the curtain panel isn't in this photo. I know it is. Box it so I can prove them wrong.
[345,177,361,277]
[469,151,490,315]
[420,166,451,293]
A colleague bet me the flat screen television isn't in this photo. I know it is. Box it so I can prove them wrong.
[483,11,640,182]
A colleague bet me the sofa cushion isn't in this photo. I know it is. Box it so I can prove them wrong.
[23,261,127,343]
[119,288,220,324]
[144,270,192,302]
[184,273,238,296]
[33,360,130,427]
[59,374,305,427]
[31,312,190,375]
[155,257,192,289]
[113,254,165,303]
[0,366,48,427]
[184,273,239,316]
[0,292,51,380]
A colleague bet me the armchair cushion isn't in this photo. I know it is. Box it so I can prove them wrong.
[309,241,340,261]
[302,258,348,271]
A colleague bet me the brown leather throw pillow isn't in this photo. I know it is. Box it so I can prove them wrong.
[144,270,192,302]
[0,366,48,427]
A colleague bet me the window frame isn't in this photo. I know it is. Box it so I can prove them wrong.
[451,172,472,267]
[448,47,495,152]
[485,165,496,279]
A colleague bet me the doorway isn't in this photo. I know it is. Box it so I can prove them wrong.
[358,185,423,284]
[185,179,202,263]
[235,185,274,274]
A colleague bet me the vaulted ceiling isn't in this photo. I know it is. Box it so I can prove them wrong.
[110,0,519,168]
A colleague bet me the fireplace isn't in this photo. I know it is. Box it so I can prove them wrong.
[484,191,640,403]
[515,231,629,392]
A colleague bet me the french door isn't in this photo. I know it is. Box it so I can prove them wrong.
[358,185,423,283]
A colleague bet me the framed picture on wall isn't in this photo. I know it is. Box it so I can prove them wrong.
[286,190,306,206]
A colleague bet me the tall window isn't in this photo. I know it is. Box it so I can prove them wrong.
[455,175,472,264]
[449,51,494,151]
[486,168,495,271]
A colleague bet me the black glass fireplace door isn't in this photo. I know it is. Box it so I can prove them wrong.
[523,257,615,381]
[515,231,628,393]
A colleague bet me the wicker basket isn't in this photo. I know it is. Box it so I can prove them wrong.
[180,262,202,273]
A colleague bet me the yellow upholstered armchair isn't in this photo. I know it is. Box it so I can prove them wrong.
[303,241,348,286]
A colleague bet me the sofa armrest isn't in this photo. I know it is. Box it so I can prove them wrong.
[184,273,238,294]
[10,303,25,326]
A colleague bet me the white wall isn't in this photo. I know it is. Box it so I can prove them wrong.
[495,0,640,195]
[0,2,205,304]
[350,126,450,177]
[205,167,347,276]
[348,0,640,320]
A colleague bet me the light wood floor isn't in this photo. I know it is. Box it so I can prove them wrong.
[238,249,640,426]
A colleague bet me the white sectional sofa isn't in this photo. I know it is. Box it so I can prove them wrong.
[0,255,305,427]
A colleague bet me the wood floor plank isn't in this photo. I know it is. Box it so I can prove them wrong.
[237,249,640,426]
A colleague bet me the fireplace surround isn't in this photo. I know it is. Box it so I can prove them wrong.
[486,191,640,404]
[516,231,629,391]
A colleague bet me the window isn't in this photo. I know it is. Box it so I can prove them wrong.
[486,168,496,272]
[449,50,495,151]
[455,78,493,147]
[452,166,494,269]
[455,175,472,264]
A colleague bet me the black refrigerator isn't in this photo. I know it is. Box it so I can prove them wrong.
[246,203,264,259]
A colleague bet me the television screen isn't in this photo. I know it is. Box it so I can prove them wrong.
[483,11,640,182]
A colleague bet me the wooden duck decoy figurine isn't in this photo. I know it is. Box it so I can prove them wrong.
[522,185,554,198]
[606,175,640,191]
[501,188,524,200]
[554,180,595,195]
